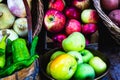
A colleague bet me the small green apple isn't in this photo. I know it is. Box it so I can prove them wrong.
[50,54,77,80]
[50,50,65,60]
[89,56,107,76]
[67,51,83,64]
[62,32,86,52]
[46,60,53,76]
[79,49,94,63]
[74,63,95,80]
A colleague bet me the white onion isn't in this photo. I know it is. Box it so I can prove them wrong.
[13,18,28,37]
[0,29,19,41]
[0,3,15,29]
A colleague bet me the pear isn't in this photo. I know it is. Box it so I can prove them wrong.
[0,3,15,29]
[62,32,86,52]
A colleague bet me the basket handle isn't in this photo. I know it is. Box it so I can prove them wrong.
[23,0,32,45]
[93,0,120,45]
[32,0,44,37]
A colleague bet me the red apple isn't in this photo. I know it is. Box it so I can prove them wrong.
[82,23,97,35]
[72,0,90,10]
[52,33,67,43]
[81,9,99,23]
[65,19,82,35]
[49,0,65,11]
[85,37,90,45]
[52,33,67,47]
[64,6,80,20]
[44,9,66,33]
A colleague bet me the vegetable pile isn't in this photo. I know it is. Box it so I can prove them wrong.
[0,35,39,78]
[0,0,39,78]
[0,0,31,38]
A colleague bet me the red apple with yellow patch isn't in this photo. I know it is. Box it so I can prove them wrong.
[44,9,66,33]
[81,9,99,23]
[72,0,90,10]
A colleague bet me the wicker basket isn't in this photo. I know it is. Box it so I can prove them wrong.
[93,0,120,45]
[31,0,44,37]
[0,60,40,80]
[0,0,44,80]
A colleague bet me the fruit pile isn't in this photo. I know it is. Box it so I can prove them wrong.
[46,32,107,80]
[101,0,120,27]
[44,0,99,47]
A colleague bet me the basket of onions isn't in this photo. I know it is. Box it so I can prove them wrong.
[0,0,44,80]
[93,0,120,45]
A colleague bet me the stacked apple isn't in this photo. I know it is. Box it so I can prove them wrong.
[46,32,107,80]
[44,0,99,47]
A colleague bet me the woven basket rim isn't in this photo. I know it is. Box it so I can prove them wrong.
[93,0,120,45]
[32,0,44,38]
[24,0,44,39]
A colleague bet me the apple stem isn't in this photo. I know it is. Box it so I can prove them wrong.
[69,66,72,71]
[81,53,85,56]
[0,12,3,17]
[49,17,54,21]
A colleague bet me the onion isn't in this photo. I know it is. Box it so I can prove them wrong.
[13,18,28,37]
[0,29,18,41]
[0,3,15,29]
[7,0,32,17]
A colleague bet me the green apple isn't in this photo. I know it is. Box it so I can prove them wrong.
[89,56,107,76]
[74,63,95,80]
[62,32,85,52]
[79,49,94,63]
[46,60,53,76]
[50,50,65,60]
[50,54,77,80]
[67,51,83,64]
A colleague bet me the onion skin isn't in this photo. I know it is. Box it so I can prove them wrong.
[0,29,18,41]
[7,0,32,17]
[13,18,28,37]
[0,3,15,29]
